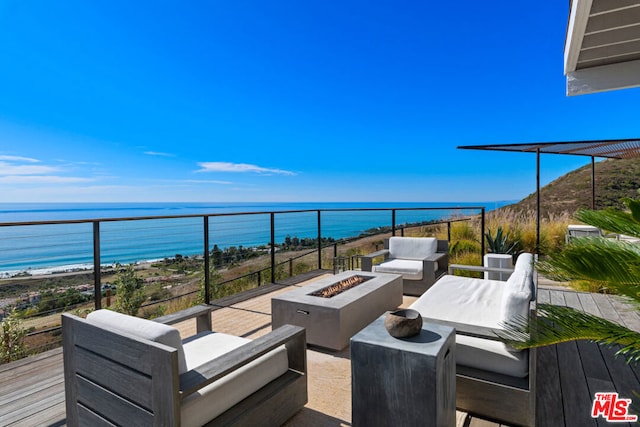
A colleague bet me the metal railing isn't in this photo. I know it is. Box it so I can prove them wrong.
[0,205,485,355]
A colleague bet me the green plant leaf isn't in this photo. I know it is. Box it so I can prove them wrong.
[623,197,640,225]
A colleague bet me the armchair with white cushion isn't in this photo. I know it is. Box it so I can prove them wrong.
[361,236,448,296]
[62,304,307,426]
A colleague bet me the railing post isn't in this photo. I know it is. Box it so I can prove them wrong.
[289,258,293,277]
[447,221,451,242]
[392,209,396,236]
[271,213,276,284]
[203,216,211,304]
[481,207,486,260]
[317,210,322,270]
[92,221,102,310]
[258,271,262,287]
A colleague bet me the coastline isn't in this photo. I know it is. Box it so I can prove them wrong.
[0,201,511,279]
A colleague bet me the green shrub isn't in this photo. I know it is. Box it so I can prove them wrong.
[113,265,145,316]
[0,310,27,363]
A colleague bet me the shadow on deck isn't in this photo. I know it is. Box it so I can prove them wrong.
[1,271,640,426]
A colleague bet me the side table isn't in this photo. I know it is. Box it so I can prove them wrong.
[351,316,456,427]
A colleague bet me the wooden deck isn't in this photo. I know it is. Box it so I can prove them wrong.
[1,273,640,426]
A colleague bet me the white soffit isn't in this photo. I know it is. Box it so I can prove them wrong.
[565,0,640,95]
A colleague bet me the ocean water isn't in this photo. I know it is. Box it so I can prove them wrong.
[0,201,513,276]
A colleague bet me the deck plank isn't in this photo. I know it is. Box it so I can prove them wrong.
[576,292,602,317]
[597,345,639,427]
[591,293,624,324]
[557,340,597,426]
[606,294,640,332]
[535,344,565,426]
[537,288,551,304]
[550,290,598,427]
[562,290,618,426]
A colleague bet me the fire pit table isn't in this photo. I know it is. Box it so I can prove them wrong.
[271,271,403,351]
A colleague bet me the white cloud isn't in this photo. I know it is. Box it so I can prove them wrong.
[184,179,233,185]
[0,175,93,184]
[144,151,175,157]
[0,161,59,175]
[0,156,92,184]
[196,162,296,176]
[0,155,40,163]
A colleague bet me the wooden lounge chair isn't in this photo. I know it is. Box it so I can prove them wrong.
[409,253,537,426]
[361,237,449,296]
[62,304,307,426]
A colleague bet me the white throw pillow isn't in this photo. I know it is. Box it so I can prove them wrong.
[500,254,533,324]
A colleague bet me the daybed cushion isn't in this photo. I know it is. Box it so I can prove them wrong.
[180,332,289,427]
[410,274,504,328]
[409,271,531,377]
[374,259,424,280]
[388,236,437,260]
[86,309,188,373]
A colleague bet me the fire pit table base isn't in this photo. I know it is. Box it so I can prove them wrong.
[271,271,402,351]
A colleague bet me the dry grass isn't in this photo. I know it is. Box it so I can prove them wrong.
[485,208,572,255]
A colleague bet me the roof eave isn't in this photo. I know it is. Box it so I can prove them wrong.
[564,0,593,74]
[567,59,640,95]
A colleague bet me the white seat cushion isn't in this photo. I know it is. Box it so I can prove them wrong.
[374,259,424,280]
[388,236,437,260]
[409,274,504,327]
[86,309,188,373]
[456,335,529,378]
[180,331,289,427]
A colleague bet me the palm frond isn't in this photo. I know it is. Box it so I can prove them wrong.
[536,238,640,305]
[576,208,640,238]
[498,303,640,364]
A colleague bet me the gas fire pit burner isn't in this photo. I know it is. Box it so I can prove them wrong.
[309,275,372,298]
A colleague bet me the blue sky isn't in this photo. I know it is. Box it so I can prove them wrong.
[1,1,638,203]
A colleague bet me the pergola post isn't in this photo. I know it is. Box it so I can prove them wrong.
[536,148,541,256]
[591,156,595,210]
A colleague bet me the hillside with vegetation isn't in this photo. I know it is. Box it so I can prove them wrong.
[504,158,640,217]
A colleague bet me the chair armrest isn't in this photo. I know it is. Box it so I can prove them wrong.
[362,249,389,259]
[361,249,390,271]
[154,304,214,333]
[422,317,503,341]
[448,264,514,275]
[423,252,448,262]
[179,324,306,398]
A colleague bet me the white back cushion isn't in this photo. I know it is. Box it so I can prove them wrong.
[500,253,534,323]
[388,237,437,260]
[87,309,188,374]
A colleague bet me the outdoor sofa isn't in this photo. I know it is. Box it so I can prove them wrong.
[409,252,537,426]
[62,304,307,426]
[361,236,448,296]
